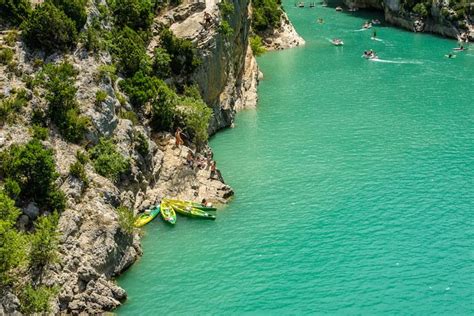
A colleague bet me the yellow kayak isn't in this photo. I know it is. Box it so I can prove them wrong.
[134,206,161,227]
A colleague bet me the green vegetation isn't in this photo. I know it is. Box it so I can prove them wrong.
[29,213,60,268]
[0,89,29,124]
[120,71,165,107]
[109,0,154,31]
[31,125,49,140]
[412,2,428,17]
[119,109,139,125]
[116,205,136,235]
[4,30,19,47]
[95,90,108,105]
[0,0,31,26]
[134,131,149,157]
[0,140,66,213]
[19,285,58,314]
[251,0,282,32]
[218,0,234,37]
[0,46,14,65]
[22,2,78,53]
[159,28,201,79]
[250,35,266,56]
[175,96,212,145]
[69,159,89,187]
[37,62,89,143]
[114,27,150,77]
[89,138,130,181]
[152,48,171,79]
[219,20,234,37]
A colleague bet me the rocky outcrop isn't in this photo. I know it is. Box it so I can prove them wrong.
[343,0,473,40]
[261,12,306,50]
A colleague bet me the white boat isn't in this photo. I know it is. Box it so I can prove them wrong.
[335,6,343,11]
[371,19,381,25]
[331,39,344,46]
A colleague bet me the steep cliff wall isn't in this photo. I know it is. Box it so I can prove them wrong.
[343,0,473,40]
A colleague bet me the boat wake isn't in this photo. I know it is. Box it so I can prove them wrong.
[370,58,423,64]
[354,28,369,32]
[371,37,383,42]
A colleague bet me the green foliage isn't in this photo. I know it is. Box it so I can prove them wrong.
[0,0,31,26]
[120,71,164,107]
[0,140,65,212]
[69,160,88,187]
[0,192,26,285]
[31,124,49,141]
[96,64,117,83]
[183,84,202,100]
[219,0,234,17]
[0,46,14,65]
[95,90,108,105]
[251,0,282,32]
[134,131,149,157]
[49,0,88,31]
[113,27,150,77]
[159,28,201,79]
[109,0,154,31]
[21,2,78,53]
[250,35,266,56]
[4,31,19,47]
[219,20,234,37]
[153,47,171,79]
[19,285,57,314]
[82,25,103,53]
[413,2,428,17]
[38,62,89,142]
[4,178,21,200]
[176,96,212,145]
[29,213,60,268]
[119,109,139,125]
[0,89,29,124]
[150,80,178,131]
[89,138,130,181]
[116,206,136,235]
[76,150,89,164]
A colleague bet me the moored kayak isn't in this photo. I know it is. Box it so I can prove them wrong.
[171,204,216,220]
[163,198,217,212]
[134,206,160,227]
[160,201,177,225]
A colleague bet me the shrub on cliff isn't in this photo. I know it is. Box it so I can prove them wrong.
[159,28,201,79]
[0,46,14,65]
[153,48,172,79]
[175,96,212,145]
[38,62,89,143]
[251,0,282,32]
[113,27,150,77]
[22,2,78,53]
[413,3,429,17]
[89,138,130,181]
[0,88,29,124]
[49,0,88,31]
[0,140,66,213]
[120,71,164,107]
[19,285,58,314]
[29,213,60,268]
[109,0,154,31]
[250,35,266,56]
[0,0,31,26]
[116,206,136,235]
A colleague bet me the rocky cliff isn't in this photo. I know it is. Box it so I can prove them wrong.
[0,0,303,314]
[343,0,473,40]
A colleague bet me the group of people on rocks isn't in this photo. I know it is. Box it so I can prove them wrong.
[174,127,223,182]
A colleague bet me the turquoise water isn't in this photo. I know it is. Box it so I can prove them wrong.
[118,3,474,314]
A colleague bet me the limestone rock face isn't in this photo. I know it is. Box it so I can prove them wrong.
[261,12,306,51]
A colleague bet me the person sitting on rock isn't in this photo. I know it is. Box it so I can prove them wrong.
[175,127,184,147]
[203,12,213,28]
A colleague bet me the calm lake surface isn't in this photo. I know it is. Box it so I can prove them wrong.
[118,2,474,314]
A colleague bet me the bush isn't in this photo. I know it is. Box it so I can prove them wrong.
[69,160,88,186]
[50,0,88,31]
[153,48,171,79]
[89,138,130,181]
[176,96,212,145]
[0,0,31,26]
[19,285,57,314]
[116,206,136,235]
[22,2,78,53]
[31,125,49,140]
[250,35,266,56]
[134,131,149,157]
[29,213,60,268]
[38,62,89,143]
[413,3,429,17]
[110,0,154,31]
[120,71,164,107]
[96,64,117,83]
[150,80,178,131]
[252,0,282,32]
[119,109,139,125]
[159,28,201,79]
[114,27,150,77]
[0,140,65,212]
[4,178,21,200]
[95,90,108,105]
[219,0,234,17]
[0,47,14,65]
[82,25,102,53]
[4,31,19,47]
[0,90,29,124]
[219,20,234,37]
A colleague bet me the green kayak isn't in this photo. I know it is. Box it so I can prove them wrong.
[134,206,160,227]
[171,204,216,220]
[160,201,177,225]
[163,198,217,212]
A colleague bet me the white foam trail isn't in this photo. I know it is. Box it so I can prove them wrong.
[371,37,383,42]
[354,28,368,32]
[370,58,423,64]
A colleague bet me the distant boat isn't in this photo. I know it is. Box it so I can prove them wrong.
[371,19,381,25]
[336,6,343,11]
[309,2,315,7]
[298,1,305,7]
[331,38,344,46]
